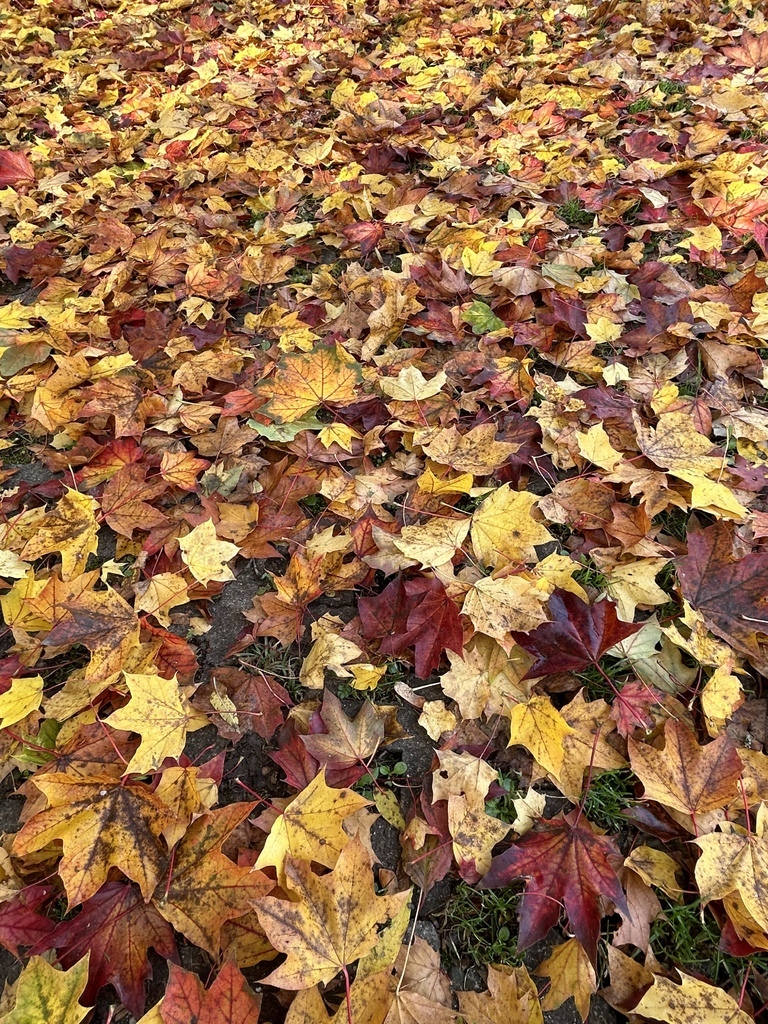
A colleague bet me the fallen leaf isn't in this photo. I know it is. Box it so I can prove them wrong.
[255,836,411,989]
[0,955,89,1024]
[106,673,194,776]
[179,519,241,586]
[481,812,628,964]
[535,939,596,1022]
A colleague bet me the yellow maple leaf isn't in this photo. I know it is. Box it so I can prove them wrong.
[508,695,575,780]
[379,367,447,402]
[0,675,44,729]
[604,558,671,621]
[133,573,190,628]
[261,344,361,423]
[20,489,99,581]
[576,423,623,471]
[535,939,596,1022]
[255,770,369,884]
[471,485,553,567]
[0,954,90,1024]
[106,673,194,775]
[257,837,410,990]
[463,575,549,641]
[179,520,240,586]
[393,516,470,569]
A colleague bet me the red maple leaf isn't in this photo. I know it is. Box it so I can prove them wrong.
[610,679,662,738]
[481,812,628,965]
[511,591,641,677]
[359,575,463,678]
[343,221,385,256]
[0,884,56,956]
[35,882,178,1018]
[158,961,262,1024]
[0,150,35,186]
[677,521,768,669]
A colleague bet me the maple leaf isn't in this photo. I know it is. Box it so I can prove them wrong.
[463,575,549,641]
[508,695,575,781]
[144,961,262,1024]
[301,690,399,774]
[288,972,394,1024]
[196,666,291,741]
[179,519,241,585]
[99,464,168,538]
[153,803,272,955]
[0,674,43,729]
[359,575,463,678]
[633,972,752,1024]
[133,574,190,628]
[255,836,411,989]
[40,882,178,1019]
[694,803,768,936]
[260,344,362,423]
[511,591,642,677]
[392,515,469,569]
[255,769,369,883]
[535,939,596,1022]
[105,673,195,776]
[13,773,176,907]
[42,582,139,684]
[19,489,99,580]
[0,150,35,186]
[0,884,56,956]
[0,955,89,1024]
[628,719,743,825]
[470,485,553,567]
[677,522,768,669]
[481,812,628,965]
[456,965,543,1024]
[343,220,385,256]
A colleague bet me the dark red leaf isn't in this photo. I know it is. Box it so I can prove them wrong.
[511,591,642,678]
[0,884,56,956]
[343,221,385,256]
[481,812,628,965]
[610,679,662,738]
[359,575,463,678]
[678,522,768,670]
[38,882,178,1018]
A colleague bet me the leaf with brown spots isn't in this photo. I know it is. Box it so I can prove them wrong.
[12,774,176,908]
[152,803,273,955]
[628,720,743,827]
[254,769,369,885]
[255,836,411,989]
[634,971,752,1024]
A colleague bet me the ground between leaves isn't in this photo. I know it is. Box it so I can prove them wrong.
[0,0,767,1022]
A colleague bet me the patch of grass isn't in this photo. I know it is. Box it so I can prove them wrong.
[575,653,633,701]
[557,198,594,228]
[653,506,690,542]
[628,97,652,113]
[582,767,636,830]
[287,266,312,285]
[237,639,302,698]
[485,771,520,824]
[572,561,610,594]
[650,896,768,991]
[658,78,685,96]
[2,432,35,465]
[441,882,523,967]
